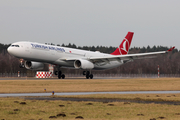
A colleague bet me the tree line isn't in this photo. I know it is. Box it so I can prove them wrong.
[0,43,179,75]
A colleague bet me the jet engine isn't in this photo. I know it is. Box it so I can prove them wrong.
[74,59,94,69]
[24,61,44,70]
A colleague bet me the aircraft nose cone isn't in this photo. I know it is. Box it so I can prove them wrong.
[7,46,14,55]
[7,46,11,53]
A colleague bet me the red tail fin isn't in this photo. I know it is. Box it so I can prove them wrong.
[111,32,134,55]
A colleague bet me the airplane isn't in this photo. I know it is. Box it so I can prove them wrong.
[7,32,175,79]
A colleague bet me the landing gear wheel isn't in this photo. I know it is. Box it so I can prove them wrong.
[19,64,24,68]
[86,75,89,79]
[58,71,62,79]
[89,74,93,79]
[61,74,65,79]
[86,71,90,79]
[83,71,86,75]
[54,71,58,75]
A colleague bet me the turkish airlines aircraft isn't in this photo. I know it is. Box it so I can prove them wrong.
[7,32,175,79]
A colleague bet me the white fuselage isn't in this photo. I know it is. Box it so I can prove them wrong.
[8,41,124,70]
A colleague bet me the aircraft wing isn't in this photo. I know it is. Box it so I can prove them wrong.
[89,46,175,62]
[61,46,175,63]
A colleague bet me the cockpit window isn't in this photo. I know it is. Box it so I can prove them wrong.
[11,45,20,47]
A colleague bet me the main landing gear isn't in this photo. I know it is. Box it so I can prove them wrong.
[83,71,93,79]
[57,71,65,79]
[55,67,65,79]
[55,66,93,79]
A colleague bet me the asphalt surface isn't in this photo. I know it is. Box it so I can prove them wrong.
[1,91,180,97]
[1,91,180,105]
[24,97,180,105]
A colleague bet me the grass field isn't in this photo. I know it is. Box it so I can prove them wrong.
[1,96,180,120]
[0,78,180,120]
[0,78,180,93]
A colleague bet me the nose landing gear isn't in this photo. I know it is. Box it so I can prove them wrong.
[19,59,25,68]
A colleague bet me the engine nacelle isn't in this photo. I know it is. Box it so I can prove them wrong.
[24,61,44,70]
[74,59,94,69]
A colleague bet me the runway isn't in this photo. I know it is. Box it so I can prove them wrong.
[0,91,179,105]
[0,77,123,80]
[1,91,180,97]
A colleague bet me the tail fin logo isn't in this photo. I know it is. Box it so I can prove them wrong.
[110,32,133,55]
[119,38,129,54]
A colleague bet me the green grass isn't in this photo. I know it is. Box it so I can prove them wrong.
[1,78,180,119]
[0,97,180,120]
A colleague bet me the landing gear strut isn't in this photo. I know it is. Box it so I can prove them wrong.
[83,71,93,79]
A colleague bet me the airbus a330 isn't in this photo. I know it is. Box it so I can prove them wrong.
[7,32,175,79]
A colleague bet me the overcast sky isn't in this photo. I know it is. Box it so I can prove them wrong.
[0,0,179,50]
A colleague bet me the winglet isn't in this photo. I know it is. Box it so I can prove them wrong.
[167,46,175,52]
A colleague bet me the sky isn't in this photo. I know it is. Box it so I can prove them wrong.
[0,0,180,49]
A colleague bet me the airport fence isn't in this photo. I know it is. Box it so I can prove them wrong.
[1,73,180,78]
[0,73,35,77]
